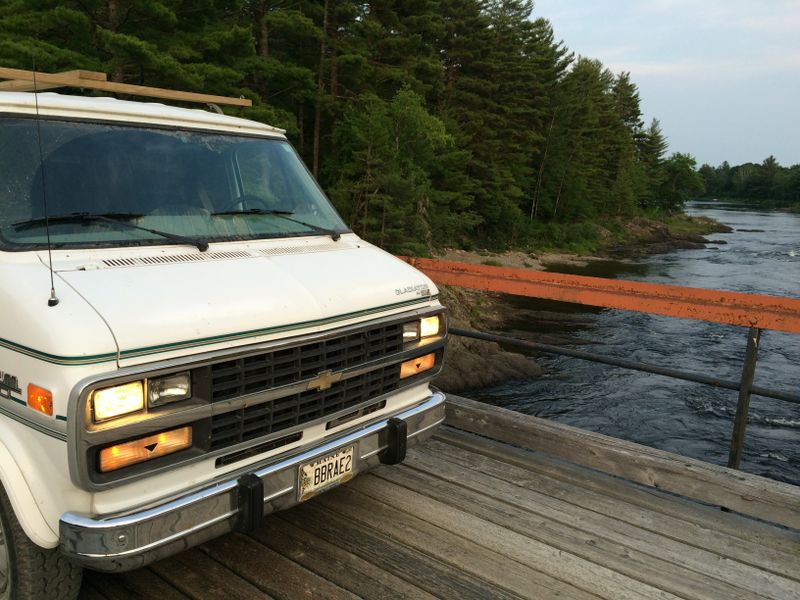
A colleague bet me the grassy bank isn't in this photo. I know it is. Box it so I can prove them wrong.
[433,211,732,393]
[432,210,734,393]
[491,211,730,257]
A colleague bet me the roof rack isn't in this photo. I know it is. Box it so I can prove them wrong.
[0,67,252,107]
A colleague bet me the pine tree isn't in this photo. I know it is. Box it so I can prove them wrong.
[609,72,646,215]
[541,58,618,220]
[239,1,318,134]
[637,118,668,207]
[528,17,572,220]
[328,88,459,253]
[657,153,704,211]
[0,0,701,251]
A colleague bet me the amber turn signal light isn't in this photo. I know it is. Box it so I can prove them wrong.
[27,384,53,416]
[400,353,436,379]
[99,426,192,473]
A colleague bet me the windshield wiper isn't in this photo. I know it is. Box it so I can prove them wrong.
[212,208,342,242]
[13,212,209,252]
[14,213,144,228]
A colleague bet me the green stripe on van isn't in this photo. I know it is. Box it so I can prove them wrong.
[0,402,67,441]
[0,295,438,365]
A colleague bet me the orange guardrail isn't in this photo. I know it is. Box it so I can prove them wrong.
[401,257,800,334]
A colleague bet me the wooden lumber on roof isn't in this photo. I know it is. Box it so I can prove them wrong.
[0,69,107,92]
[0,66,252,107]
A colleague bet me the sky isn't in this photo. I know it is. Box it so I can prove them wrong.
[534,0,800,168]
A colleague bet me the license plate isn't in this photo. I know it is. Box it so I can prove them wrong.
[298,445,355,502]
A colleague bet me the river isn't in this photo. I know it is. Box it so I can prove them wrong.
[470,201,800,485]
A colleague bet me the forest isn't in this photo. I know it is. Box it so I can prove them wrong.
[0,0,706,254]
[699,157,800,208]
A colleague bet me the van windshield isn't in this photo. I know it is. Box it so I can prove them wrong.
[0,116,348,251]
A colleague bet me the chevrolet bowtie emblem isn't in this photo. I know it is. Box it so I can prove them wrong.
[307,370,343,392]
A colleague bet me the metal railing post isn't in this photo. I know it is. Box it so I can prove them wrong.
[727,327,761,470]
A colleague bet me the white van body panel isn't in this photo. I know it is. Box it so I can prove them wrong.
[53,236,435,366]
[0,92,286,137]
[0,436,60,547]
[0,346,114,546]
[0,258,118,366]
[0,91,447,568]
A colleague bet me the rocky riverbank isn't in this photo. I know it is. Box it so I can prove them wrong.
[433,214,732,394]
[433,286,544,393]
[601,215,732,256]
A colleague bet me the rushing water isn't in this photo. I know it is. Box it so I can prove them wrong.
[470,201,800,485]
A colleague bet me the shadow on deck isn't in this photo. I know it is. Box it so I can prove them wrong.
[80,397,800,600]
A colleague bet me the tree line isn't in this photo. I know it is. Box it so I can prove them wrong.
[699,157,800,207]
[0,0,704,253]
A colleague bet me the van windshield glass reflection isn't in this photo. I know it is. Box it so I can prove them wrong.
[0,117,347,250]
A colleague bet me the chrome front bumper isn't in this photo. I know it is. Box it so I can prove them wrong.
[60,391,446,571]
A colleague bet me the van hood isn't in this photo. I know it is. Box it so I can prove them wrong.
[54,238,437,366]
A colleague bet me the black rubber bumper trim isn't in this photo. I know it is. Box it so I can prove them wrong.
[380,417,408,465]
[236,473,264,532]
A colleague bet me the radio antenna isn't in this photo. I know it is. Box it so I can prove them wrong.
[31,61,59,307]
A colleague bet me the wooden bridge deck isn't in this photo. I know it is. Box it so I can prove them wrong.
[79,400,800,600]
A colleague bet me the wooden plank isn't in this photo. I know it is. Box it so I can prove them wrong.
[431,431,800,579]
[281,500,530,600]
[0,69,107,91]
[1,79,62,92]
[402,257,800,334]
[438,427,800,556]
[398,447,799,600]
[202,531,357,600]
[320,480,667,600]
[368,466,780,600]
[80,576,137,600]
[78,582,111,600]
[353,469,764,600]
[81,569,185,600]
[149,548,271,600]
[315,484,598,600]
[250,515,438,600]
[0,66,252,107]
[445,395,800,529]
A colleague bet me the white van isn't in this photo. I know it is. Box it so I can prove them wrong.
[0,90,446,599]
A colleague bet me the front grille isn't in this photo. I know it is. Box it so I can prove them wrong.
[210,322,404,402]
[209,364,400,451]
[215,432,303,467]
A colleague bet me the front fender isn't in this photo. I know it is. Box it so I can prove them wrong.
[0,436,58,548]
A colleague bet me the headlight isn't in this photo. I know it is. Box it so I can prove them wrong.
[403,321,420,342]
[92,381,145,422]
[403,315,442,345]
[148,372,192,408]
[420,315,440,337]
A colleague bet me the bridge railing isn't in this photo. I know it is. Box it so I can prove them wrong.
[401,257,800,471]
